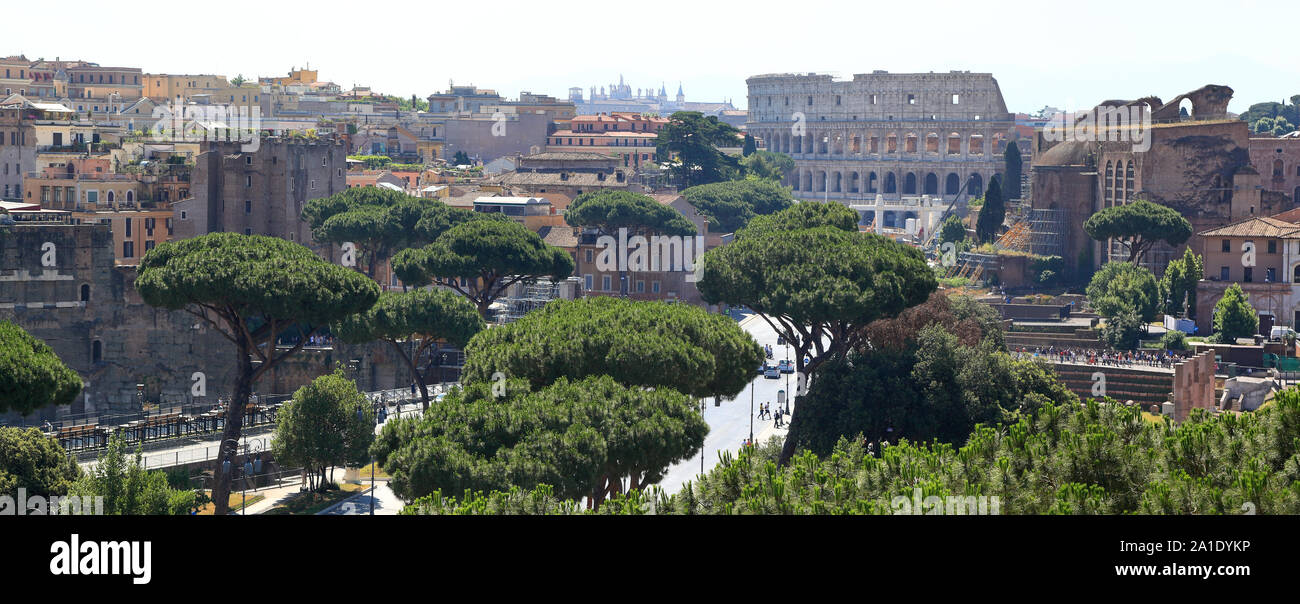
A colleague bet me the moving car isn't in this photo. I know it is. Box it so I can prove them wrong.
[764,366,780,379]
[778,360,794,373]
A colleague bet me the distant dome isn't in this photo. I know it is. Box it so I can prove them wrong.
[1034,141,1092,167]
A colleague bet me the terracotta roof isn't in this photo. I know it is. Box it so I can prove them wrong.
[495,172,628,188]
[521,151,614,161]
[1269,207,1300,224]
[1199,216,1300,239]
[537,225,579,248]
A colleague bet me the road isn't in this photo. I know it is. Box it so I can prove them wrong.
[655,313,803,496]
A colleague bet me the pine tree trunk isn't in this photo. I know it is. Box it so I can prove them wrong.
[212,337,253,516]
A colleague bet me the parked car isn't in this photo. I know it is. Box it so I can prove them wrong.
[764,366,780,379]
[778,360,794,373]
[1270,326,1298,341]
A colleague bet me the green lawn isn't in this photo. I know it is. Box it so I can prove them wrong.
[262,487,355,515]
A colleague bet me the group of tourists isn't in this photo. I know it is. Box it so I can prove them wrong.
[1014,346,1188,369]
[757,402,788,428]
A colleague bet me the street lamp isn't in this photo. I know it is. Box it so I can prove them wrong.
[136,383,145,441]
[748,379,754,448]
[357,405,380,515]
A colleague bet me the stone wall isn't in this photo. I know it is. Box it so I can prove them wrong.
[0,220,403,425]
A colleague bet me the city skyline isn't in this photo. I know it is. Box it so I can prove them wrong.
[3,0,1294,115]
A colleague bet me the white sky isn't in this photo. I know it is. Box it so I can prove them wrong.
[9,0,1295,114]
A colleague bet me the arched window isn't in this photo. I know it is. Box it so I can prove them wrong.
[946,173,961,196]
[1104,161,1114,206]
[885,172,897,194]
[106,191,114,202]
[1293,264,1300,284]
[924,173,938,195]
[904,172,917,195]
[126,190,134,202]
[1125,161,1135,202]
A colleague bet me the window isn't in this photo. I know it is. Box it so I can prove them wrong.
[180,210,188,220]
[951,94,960,104]
[1268,240,1277,254]
[145,240,155,252]
[1220,266,1230,280]
[245,200,252,214]
[652,281,661,294]
[125,217,132,237]
[245,175,252,187]
[123,241,134,258]
[244,228,252,235]
[1244,267,1253,283]
[583,274,593,290]
[601,275,611,291]
[584,249,593,263]
[635,280,645,293]
[80,284,90,302]
[1222,239,1231,252]
[1267,267,1276,282]
[245,156,252,165]
[907,94,917,105]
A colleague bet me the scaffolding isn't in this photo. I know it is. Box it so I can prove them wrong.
[1023,208,1067,256]
[500,279,564,323]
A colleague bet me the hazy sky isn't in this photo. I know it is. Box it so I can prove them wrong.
[10,0,1295,114]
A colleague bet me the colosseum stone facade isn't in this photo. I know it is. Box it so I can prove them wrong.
[746,71,1016,217]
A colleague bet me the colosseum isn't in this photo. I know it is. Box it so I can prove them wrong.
[745,71,1017,227]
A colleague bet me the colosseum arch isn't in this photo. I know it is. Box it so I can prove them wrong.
[968,173,984,197]
[945,173,960,196]
[925,132,940,153]
[968,134,984,156]
[867,172,879,193]
[947,132,962,155]
[885,172,897,194]
[924,172,939,195]
[904,172,918,195]
[885,133,898,153]
[833,171,842,193]
[849,172,860,193]
[904,133,918,153]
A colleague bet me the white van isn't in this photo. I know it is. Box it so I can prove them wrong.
[1269,326,1298,341]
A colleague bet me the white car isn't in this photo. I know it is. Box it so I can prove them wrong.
[1270,326,1298,341]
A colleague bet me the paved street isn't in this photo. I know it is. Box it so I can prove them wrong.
[655,313,805,496]
[319,480,405,515]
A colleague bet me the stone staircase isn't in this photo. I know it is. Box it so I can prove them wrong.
[1048,363,1175,409]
